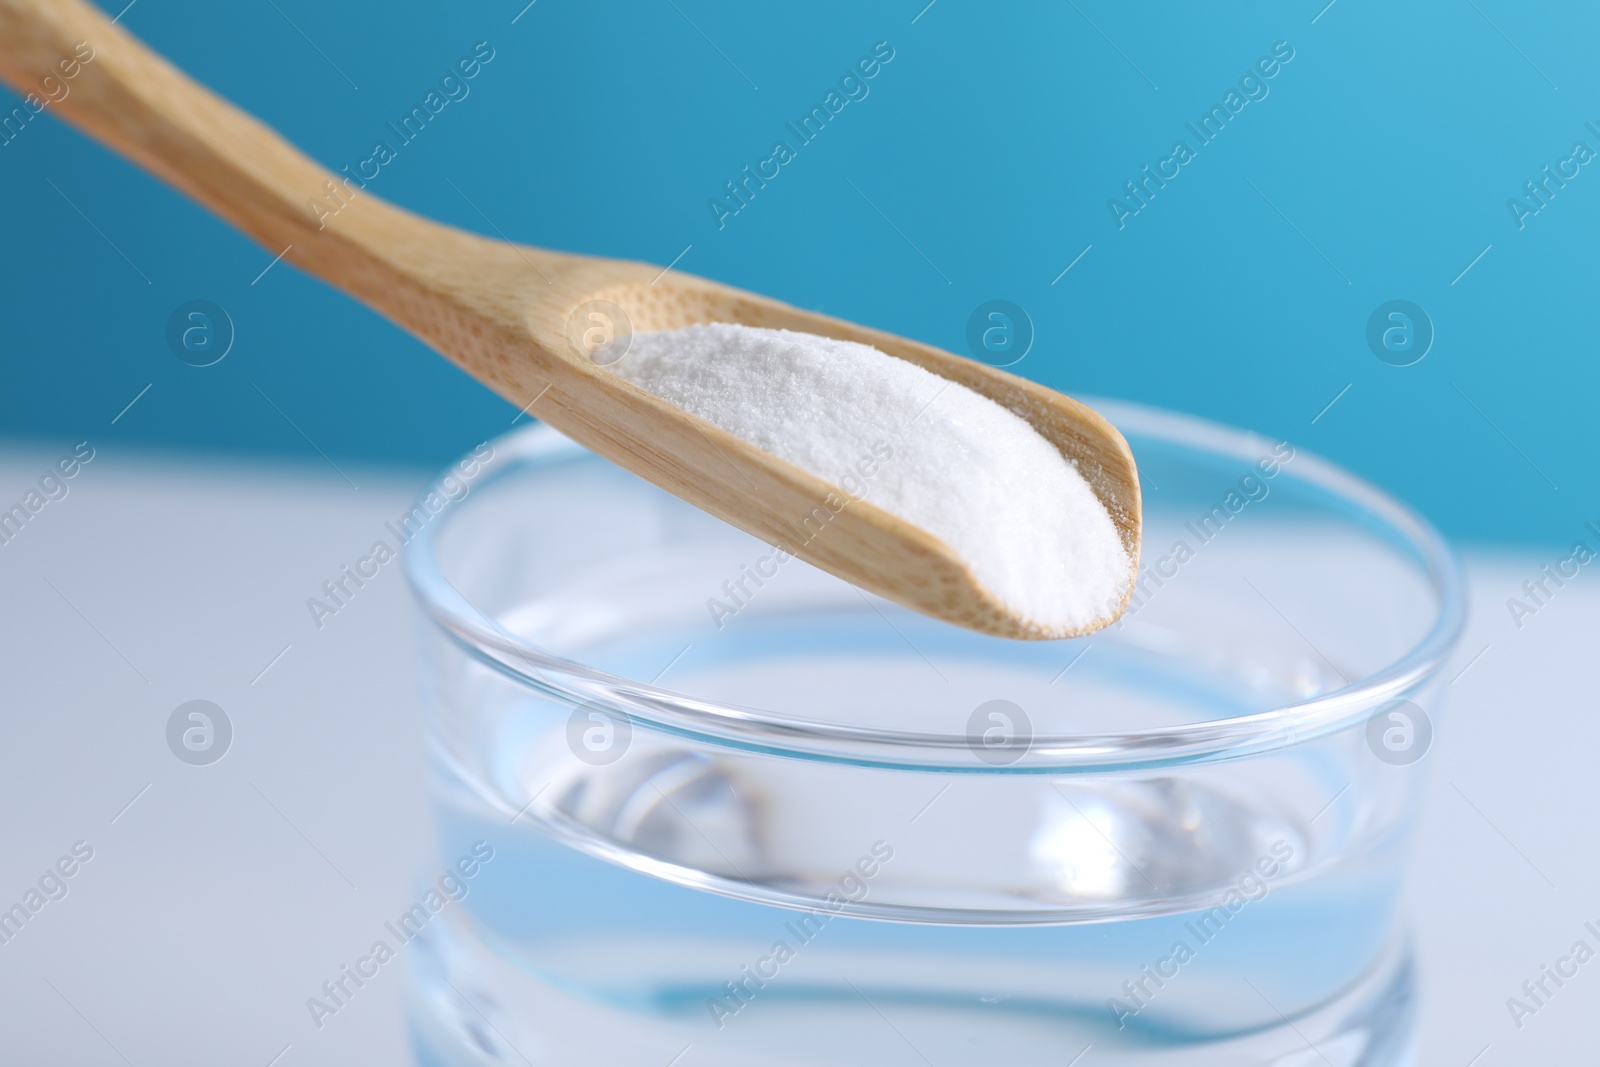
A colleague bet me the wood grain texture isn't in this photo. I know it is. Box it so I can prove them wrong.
[0,0,1141,638]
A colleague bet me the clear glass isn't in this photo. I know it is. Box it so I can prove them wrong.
[401,401,1463,1066]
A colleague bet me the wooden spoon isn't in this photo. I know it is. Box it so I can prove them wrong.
[0,0,1140,639]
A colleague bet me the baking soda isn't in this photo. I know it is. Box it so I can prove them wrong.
[608,323,1131,632]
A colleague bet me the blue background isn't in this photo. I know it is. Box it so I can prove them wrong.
[1,0,1593,545]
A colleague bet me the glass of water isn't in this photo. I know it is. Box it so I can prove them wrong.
[402,400,1463,1066]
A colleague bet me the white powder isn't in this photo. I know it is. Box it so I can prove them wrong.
[608,323,1132,633]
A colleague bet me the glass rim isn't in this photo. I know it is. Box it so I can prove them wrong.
[403,399,1466,773]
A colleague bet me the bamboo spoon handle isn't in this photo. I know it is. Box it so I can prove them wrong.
[1,1,342,260]
[0,0,544,327]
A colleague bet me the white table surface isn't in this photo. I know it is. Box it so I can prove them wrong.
[0,443,1592,1066]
